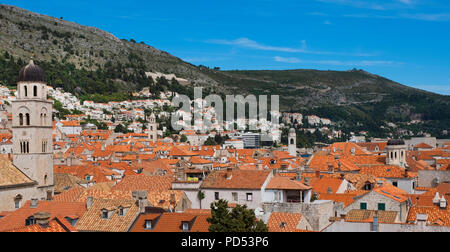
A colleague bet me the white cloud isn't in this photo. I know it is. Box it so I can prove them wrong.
[274,56,301,63]
[273,57,402,67]
[206,38,374,56]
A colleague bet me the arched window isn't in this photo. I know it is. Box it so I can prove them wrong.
[14,194,22,209]
[19,113,24,126]
[33,85,38,97]
[290,138,294,145]
[24,86,28,97]
[26,113,30,126]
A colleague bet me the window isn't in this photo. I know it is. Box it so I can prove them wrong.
[33,85,37,97]
[363,182,373,190]
[392,181,398,187]
[19,113,23,126]
[360,202,367,210]
[101,210,108,219]
[25,113,30,126]
[232,192,238,202]
[24,86,28,97]
[246,193,253,202]
[25,216,35,226]
[145,220,153,230]
[182,222,189,231]
[214,192,220,200]
[118,208,124,216]
[378,203,386,211]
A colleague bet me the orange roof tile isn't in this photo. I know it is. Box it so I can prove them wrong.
[201,170,271,190]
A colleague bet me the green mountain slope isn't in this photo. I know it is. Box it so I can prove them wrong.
[0,4,448,138]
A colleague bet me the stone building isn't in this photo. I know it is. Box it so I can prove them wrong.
[11,60,54,201]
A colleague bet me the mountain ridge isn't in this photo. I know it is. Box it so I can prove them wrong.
[0,4,449,138]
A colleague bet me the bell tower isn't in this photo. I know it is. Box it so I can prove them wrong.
[148,113,158,142]
[12,60,54,200]
[288,128,297,157]
[385,139,407,168]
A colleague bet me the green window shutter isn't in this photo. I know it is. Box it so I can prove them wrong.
[360,202,367,210]
[378,203,386,211]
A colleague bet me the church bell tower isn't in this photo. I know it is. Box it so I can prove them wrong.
[12,60,54,200]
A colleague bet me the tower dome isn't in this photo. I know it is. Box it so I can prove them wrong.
[387,139,405,146]
[18,60,46,83]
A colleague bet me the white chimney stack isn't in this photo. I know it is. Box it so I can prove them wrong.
[440,196,447,209]
[433,192,441,205]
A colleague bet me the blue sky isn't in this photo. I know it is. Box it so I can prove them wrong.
[2,0,450,95]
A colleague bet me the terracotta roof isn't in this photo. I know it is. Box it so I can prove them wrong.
[0,201,86,232]
[266,176,311,190]
[414,142,433,149]
[201,170,271,190]
[53,187,85,202]
[76,198,140,232]
[318,193,358,207]
[53,173,83,194]
[61,120,81,127]
[111,175,174,192]
[130,212,211,232]
[373,183,409,203]
[407,205,450,226]
[345,209,398,223]
[356,142,387,152]
[0,154,35,188]
[359,165,411,179]
[267,212,310,232]
[309,177,344,194]
[6,217,77,232]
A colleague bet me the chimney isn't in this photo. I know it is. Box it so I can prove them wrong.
[315,170,321,178]
[440,196,447,209]
[372,211,379,232]
[433,192,440,205]
[304,177,310,186]
[30,198,38,208]
[328,163,334,173]
[33,212,51,228]
[296,171,302,182]
[86,197,94,210]
[226,167,233,180]
[416,213,428,227]
[133,191,148,213]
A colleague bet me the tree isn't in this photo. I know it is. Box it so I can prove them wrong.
[197,191,205,209]
[207,199,268,232]
[204,137,217,146]
[180,134,187,143]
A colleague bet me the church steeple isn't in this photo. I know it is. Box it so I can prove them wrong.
[12,60,54,201]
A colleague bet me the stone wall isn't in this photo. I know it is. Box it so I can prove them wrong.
[262,200,336,231]
[418,170,450,187]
